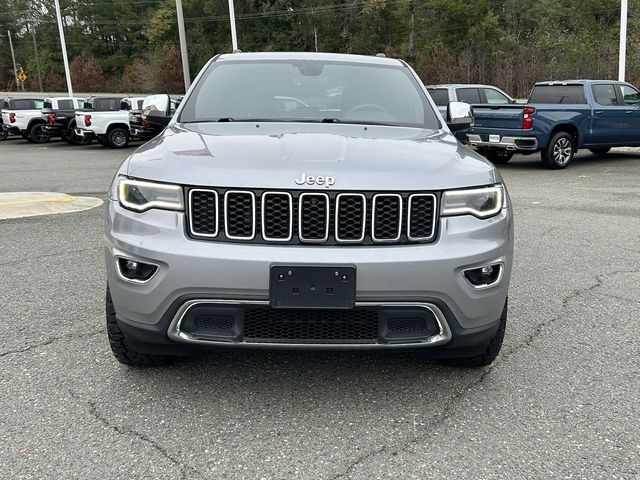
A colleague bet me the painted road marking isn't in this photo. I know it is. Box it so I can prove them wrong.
[0,192,103,220]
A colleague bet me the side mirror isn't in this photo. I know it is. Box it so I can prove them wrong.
[142,94,171,115]
[143,107,171,126]
[446,101,474,131]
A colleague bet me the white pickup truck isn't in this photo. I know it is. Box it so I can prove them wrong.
[1,97,48,143]
[75,96,145,148]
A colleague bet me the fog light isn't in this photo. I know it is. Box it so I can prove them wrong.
[463,263,502,288]
[116,257,158,283]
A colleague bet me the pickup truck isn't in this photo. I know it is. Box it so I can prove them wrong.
[75,96,145,148]
[427,84,516,148]
[41,97,90,145]
[466,80,640,169]
[1,97,48,143]
[0,99,8,140]
[129,95,178,141]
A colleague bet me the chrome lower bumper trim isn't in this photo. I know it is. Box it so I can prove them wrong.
[167,299,452,349]
[467,134,538,151]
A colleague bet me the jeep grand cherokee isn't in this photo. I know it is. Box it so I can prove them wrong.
[105,52,513,367]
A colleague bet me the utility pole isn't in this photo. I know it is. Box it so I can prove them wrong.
[175,0,191,91]
[619,0,628,81]
[54,0,73,96]
[228,0,238,51]
[313,26,318,52]
[7,30,19,91]
[30,23,44,92]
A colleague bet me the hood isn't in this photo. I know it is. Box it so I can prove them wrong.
[126,123,496,191]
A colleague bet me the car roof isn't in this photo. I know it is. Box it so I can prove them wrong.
[426,84,504,89]
[534,79,628,86]
[216,51,405,67]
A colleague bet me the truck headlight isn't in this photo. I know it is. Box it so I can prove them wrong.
[118,177,184,212]
[441,185,504,219]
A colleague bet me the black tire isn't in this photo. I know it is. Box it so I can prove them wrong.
[106,287,173,367]
[443,299,508,368]
[541,131,575,169]
[106,126,129,149]
[589,147,611,156]
[28,123,50,143]
[0,128,7,141]
[483,149,513,165]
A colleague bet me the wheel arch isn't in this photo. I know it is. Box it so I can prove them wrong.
[549,124,579,150]
[106,122,130,134]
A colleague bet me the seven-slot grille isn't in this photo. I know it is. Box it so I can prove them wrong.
[188,188,437,245]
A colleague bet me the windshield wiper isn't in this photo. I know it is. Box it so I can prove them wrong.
[321,118,341,123]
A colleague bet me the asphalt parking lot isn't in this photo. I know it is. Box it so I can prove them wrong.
[1,136,638,479]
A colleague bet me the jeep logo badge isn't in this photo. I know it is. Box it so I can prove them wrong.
[294,173,335,188]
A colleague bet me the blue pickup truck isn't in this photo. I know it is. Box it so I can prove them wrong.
[466,80,640,169]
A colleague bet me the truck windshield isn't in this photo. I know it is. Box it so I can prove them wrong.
[529,85,587,104]
[180,59,439,128]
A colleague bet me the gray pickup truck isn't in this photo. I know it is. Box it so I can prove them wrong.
[105,52,513,368]
[427,84,517,161]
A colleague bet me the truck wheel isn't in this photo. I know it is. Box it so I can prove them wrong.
[589,148,611,156]
[541,132,574,169]
[106,286,173,367]
[483,149,513,165]
[443,299,508,368]
[28,123,50,143]
[107,127,129,149]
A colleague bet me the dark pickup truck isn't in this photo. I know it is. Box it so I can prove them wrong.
[129,95,179,141]
[467,80,640,169]
[41,97,91,145]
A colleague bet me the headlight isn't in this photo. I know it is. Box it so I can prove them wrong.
[441,185,504,219]
[118,177,184,212]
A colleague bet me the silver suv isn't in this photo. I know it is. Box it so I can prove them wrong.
[105,52,513,367]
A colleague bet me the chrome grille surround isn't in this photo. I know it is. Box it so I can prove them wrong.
[187,188,438,246]
[334,193,367,243]
[407,193,437,242]
[261,191,293,242]
[224,190,256,240]
[188,189,219,238]
[298,192,330,243]
[371,193,403,243]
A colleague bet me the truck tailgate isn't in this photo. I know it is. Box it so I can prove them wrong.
[471,104,524,132]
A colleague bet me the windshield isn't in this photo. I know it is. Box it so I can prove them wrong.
[180,59,439,128]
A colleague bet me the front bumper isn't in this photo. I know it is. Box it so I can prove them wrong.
[106,200,513,350]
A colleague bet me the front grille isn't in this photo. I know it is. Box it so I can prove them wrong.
[244,308,378,342]
[188,188,438,245]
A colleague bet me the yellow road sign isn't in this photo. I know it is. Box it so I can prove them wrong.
[17,72,27,82]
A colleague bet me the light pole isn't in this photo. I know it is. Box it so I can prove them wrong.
[7,30,19,90]
[228,0,238,51]
[175,0,191,91]
[619,0,628,81]
[54,0,73,96]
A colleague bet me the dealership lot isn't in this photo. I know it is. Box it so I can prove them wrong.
[0,138,638,479]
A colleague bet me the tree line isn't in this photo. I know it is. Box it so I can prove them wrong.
[1,0,639,97]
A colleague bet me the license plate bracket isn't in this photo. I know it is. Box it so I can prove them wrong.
[269,265,356,309]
